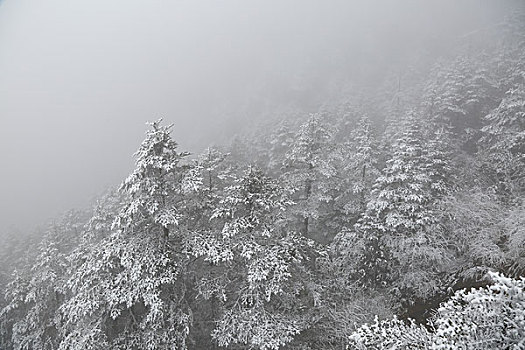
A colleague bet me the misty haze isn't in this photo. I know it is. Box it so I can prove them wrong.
[1,1,524,349]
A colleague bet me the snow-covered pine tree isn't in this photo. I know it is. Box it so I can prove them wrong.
[177,147,235,348]
[337,116,380,223]
[189,166,318,350]
[267,120,296,174]
[423,125,456,198]
[354,114,451,299]
[113,119,190,239]
[0,210,88,350]
[59,120,195,350]
[281,114,339,239]
[480,83,525,198]
[0,225,40,344]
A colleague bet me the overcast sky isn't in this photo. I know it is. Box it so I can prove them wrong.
[0,0,515,231]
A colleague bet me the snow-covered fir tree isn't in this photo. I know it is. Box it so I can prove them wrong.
[336,116,380,223]
[0,210,88,350]
[480,83,525,199]
[282,114,340,239]
[58,121,195,350]
[353,114,452,299]
[188,166,319,350]
[113,119,190,239]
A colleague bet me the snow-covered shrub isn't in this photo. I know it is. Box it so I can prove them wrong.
[432,272,525,349]
[348,272,525,349]
[348,315,432,349]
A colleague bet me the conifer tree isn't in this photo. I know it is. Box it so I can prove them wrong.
[354,114,451,299]
[480,83,525,198]
[182,147,232,230]
[337,116,379,222]
[423,55,499,151]
[282,115,339,238]
[113,119,190,239]
[267,120,296,174]
[59,120,194,350]
[188,166,318,350]
[0,210,88,350]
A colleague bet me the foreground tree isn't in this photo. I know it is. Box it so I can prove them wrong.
[188,166,319,350]
[59,120,194,349]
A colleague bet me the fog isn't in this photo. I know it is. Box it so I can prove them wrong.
[0,0,516,231]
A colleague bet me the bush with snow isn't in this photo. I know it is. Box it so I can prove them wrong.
[349,272,525,349]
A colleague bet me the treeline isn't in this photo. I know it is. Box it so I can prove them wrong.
[1,12,525,350]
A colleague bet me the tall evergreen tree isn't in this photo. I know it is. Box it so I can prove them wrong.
[113,119,190,239]
[282,115,339,238]
[0,210,88,350]
[354,114,451,299]
[59,120,194,350]
[336,116,380,223]
[480,83,525,198]
[188,166,318,350]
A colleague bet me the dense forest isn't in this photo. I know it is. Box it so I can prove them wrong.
[1,8,525,350]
